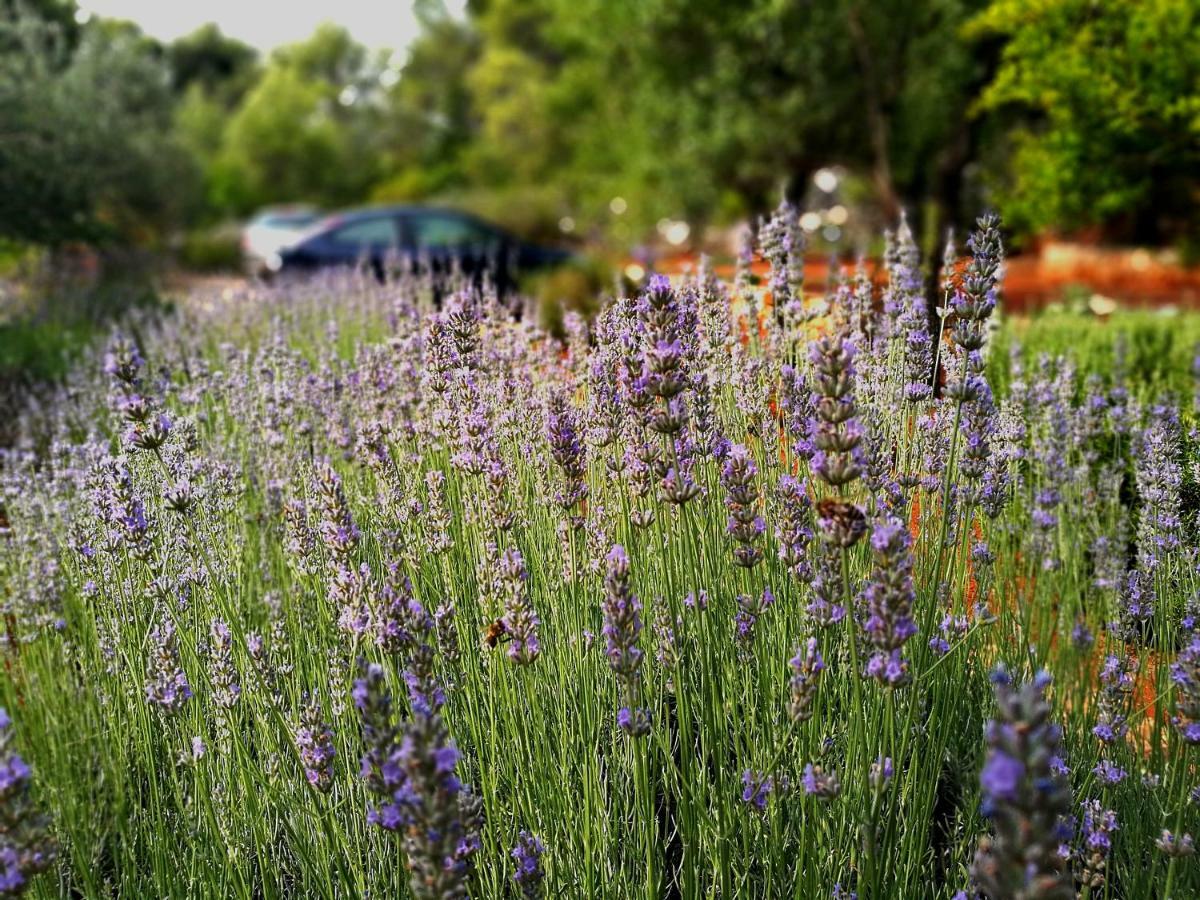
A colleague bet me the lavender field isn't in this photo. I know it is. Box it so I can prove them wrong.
[3,211,1200,898]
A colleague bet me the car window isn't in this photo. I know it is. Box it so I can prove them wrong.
[328,217,398,247]
[261,213,317,228]
[410,215,496,249]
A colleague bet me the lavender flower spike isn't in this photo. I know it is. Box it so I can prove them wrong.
[511,830,547,898]
[1171,634,1200,744]
[788,637,825,723]
[602,546,651,737]
[807,332,865,491]
[862,517,918,688]
[721,445,765,569]
[1078,800,1118,891]
[146,616,192,713]
[970,669,1073,899]
[295,697,336,794]
[498,548,540,665]
[0,709,56,895]
[546,390,588,519]
[353,660,474,899]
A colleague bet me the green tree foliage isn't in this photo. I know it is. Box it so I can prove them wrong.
[0,12,198,246]
[166,23,258,104]
[968,0,1200,244]
[419,0,994,246]
[209,25,391,214]
[5,0,1198,252]
[370,4,481,203]
[216,66,342,211]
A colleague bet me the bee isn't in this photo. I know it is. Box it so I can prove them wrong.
[816,498,867,536]
[483,619,510,649]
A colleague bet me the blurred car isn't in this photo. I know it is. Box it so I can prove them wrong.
[242,206,321,274]
[268,206,573,291]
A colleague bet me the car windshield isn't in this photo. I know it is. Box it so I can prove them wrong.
[256,212,318,228]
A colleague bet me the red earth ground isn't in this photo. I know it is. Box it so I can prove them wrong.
[649,242,1200,312]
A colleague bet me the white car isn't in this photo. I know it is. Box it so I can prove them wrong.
[241,206,320,275]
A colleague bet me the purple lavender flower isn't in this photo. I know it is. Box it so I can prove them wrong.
[498,548,540,665]
[741,769,774,811]
[1135,405,1183,578]
[602,546,650,737]
[314,460,360,561]
[951,213,1003,353]
[870,756,894,790]
[102,334,145,387]
[372,567,432,656]
[807,332,865,491]
[861,517,918,688]
[775,475,813,580]
[546,391,588,518]
[760,198,802,316]
[1172,635,1200,744]
[1118,568,1155,637]
[283,499,317,576]
[511,830,546,898]
[930,614,969,657]
[801,764,841,801]
[328,563,371,638]
[807,542,848,628]
[163,477,196,515]
[208,619,241,709]
[721,445,765,569]
[0,709,55,894]
[295,697,336,793]
[779,364,816,459]
[0,710,54,897]
[661,430,701,505]
[1078,800,1117,891]
[889,218,934,403]
[734,588,775,648]
[353,660,473,899]
[788,637,824,723]
[653,613,682,691]
[1093,655,1134,745]
[433,600,461,666]
[1157,830,1196,858]
[970,669,1073,899]
[146,616,192,713]
[1091,760,1127,786]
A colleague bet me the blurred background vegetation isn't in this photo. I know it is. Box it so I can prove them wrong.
[1,0,1196,260]
[0,0,1197,397]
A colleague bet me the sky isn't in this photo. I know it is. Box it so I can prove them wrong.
[75,1,461,53]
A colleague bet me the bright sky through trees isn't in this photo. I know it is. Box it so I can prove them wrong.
[75,0,465,51]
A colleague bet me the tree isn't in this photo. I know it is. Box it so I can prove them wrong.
[444,0,994,250]
[969,0,1200,245]
[372,5,481,200]
[166,24,258,105]
[0,12,198,246]
[217,65,344,211]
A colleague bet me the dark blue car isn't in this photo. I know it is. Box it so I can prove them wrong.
[270,206,572,292]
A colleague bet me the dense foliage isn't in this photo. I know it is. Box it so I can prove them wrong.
[2,212,1200,897]
[0,13,196,246]
[2,0,1197,251]
[969,0,1200,246]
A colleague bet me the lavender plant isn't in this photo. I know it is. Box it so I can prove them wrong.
[0,213,1197,899]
